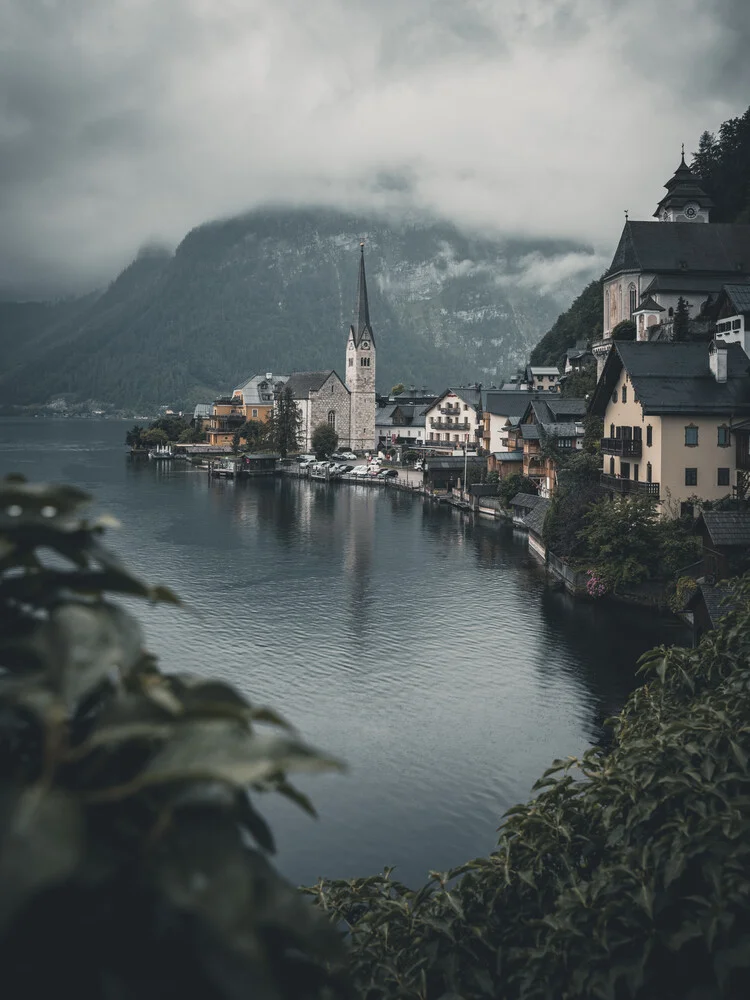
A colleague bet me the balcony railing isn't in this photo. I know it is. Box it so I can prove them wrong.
[600,473,659,499]
[601,437,642,458]
[440,405,461,415]
[430,420,471,430]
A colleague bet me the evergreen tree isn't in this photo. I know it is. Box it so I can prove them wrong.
[239,418,268,451]
[272,386,302,457]
[672,296,690,342]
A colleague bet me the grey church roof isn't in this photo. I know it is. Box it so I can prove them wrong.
[285,371,346,398]
[641,274,745,297]
[654,154,715,216]
[633,295,664,313]
[605,221,750,278]
[590,342,750,416]
[697,511,750,548]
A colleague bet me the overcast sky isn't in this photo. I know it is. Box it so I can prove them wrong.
[2,0,749,296]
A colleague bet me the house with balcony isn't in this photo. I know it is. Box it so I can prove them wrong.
[504,397,587,497]
[423,387,483,453]
[481,390,540,474]
[589,340,750,516]
[525,366,561,391]
[203,373,289,447]
[375,402,430,452]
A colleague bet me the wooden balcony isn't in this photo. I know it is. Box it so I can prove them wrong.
[430,420,471,430]
[601,437,642,457]
[600,473,659,499]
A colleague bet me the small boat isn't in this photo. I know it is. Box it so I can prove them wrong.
[148,444,175,460]
[211,458,237,479]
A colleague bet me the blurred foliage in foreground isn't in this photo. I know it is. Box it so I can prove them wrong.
[309,582,750,999]
[0,477,347,1000]
[2,477,750,1000]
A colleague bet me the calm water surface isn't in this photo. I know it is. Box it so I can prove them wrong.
[0,419,687,886]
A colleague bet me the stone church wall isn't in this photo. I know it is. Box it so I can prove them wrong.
[309,374,351,449]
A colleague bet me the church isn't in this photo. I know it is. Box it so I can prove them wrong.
[202,243,377,453]
[285,242,377,453]
[593,152,750,374]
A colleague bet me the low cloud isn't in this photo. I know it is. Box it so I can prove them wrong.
[1,0,749,295]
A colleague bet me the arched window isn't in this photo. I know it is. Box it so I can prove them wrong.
[622,385,628,403]
[668,307,674,318]
[629,284,637,317]
[327,410,336,428]
[605,288,610,326]
[609,457,615,475]
[646,462,652,483]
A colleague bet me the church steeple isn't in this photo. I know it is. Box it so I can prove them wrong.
[654,148,714,222]
[351,241,375,347]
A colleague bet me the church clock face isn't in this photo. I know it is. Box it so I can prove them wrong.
[361,341,370,349]
[684,204,697,218]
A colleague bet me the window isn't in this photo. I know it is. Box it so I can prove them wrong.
[647,462,652,483]
[620,462,630,479]
[646,425,652,447]
[463,404,468,410]
[252,409,258,418]
[633,426,642,442]
[348,357,353,367]
[685,425,698,446]
[610,423,615,438]
[634,463,640,481]
[629,284,637,317]
[718,425,730,447]
[327,410,336,428]
[360,357,371,367]
[622,386,627,403]
[609,457,615,475]
[612,389,618,403]
[668,307,674,318]
[718,467,730,486]
[331,384,335,393]
[685,468,698,486]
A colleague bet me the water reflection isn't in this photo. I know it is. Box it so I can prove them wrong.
[0,419,689,886]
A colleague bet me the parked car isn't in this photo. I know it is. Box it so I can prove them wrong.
[377,469,398,478]
[414,461,424,471]
[298,454,316,463]
[339,451,357,461]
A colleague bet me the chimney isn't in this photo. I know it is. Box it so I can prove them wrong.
[709,341,728,383]
[265,372,273,380]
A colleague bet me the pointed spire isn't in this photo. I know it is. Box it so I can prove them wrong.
[352,239,374,346]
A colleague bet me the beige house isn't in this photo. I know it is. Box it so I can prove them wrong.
[423,387,482,452]
[590,341,750,516]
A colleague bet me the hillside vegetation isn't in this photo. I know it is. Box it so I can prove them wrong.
[0,211,589,411]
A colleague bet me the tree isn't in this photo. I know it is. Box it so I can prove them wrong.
[611,319,636,341]
[560,364,597,399]
[0,477,346,999]
[530,277,603,367]
[582,414,603,455]
[239,419,268,452]
[150,415,191,441]
[271,387,302,458]
[311,423,339,459]
[497,473,537,507]
[231,430,242,456]
[125,424,145,449]
[177,418,206,444]
[142,427,169,446]
[390,383,405,396]
[672,296,691,342]
[543,451,603,558]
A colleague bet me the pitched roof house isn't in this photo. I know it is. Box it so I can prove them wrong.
[589,340,750,514]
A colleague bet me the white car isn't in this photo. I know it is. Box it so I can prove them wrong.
[339,451,357,461]
[351,465,369,476]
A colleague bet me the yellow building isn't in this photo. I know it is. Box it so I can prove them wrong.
[589,341,750,516]
[204,373,288,447]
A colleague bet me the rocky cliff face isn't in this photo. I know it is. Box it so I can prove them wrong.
[0,208,598,410]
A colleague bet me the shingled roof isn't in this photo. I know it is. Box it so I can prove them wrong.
[697,511,750,548]
[605,221,750,278]
[687,583,737,629]
[722,284,750,315]
[285,371,345,398]
[654,154,715,217]
[589,342,750,417]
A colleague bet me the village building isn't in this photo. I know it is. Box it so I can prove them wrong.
[705,284,750,356]
[589,340,750,516]
[503,397,587,497]
[423,386,483,452]
[375,402,430,453]
[694,510,750,580]
[509,493,551,560]
[593,153,750,375]
[203,373,289,447]
[525,365,561,391]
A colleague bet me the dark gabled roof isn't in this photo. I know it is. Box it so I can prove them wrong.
[589,342,750,417]
[605,221,750,278]
[524,498,551,536]
[541,422,582,437]
[492,451,523,461]
[697,511,750,548]
[433,386,483,409]
[375,403,428,428]
[520,424,541,440]
[527,397,587,426]
[721,283,750,315]
[642,274,745,297]
[349,244,375,348]
[482,390,537,417]
[509,492,546,509]
[285,371,344,398]
[687,583,737,628]
[633,295,664,313]
[425,456,485,471]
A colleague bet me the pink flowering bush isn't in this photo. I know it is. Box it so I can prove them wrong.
[586,569,608,599]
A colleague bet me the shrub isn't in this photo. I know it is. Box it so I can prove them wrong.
[0,477,346,1000]
[497,473,537,508]
[310,576,750,999]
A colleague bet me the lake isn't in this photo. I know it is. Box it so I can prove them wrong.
[0,419,687,888]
